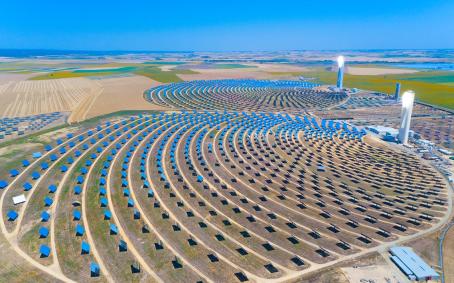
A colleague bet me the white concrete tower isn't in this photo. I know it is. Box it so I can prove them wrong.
[336,56,345,89]
[398,90,415,145]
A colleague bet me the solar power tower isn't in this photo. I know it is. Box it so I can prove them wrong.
[394,82,401,100]
[398,90,415,145]
[336,56,345,89]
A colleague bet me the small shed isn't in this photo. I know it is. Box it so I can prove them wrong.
[13,194,26,205]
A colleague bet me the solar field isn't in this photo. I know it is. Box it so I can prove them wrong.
[144,80,348,112]
[0,79,451,282]
[0,112,67,141]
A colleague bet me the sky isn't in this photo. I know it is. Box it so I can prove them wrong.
[1,0,454,51]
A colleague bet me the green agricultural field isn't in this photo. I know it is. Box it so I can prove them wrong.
[143,61,186,65]
[29,70,121,80]
[300,68,454,109]
[133,66,198,83]
[72,66,137,73]
[398,72,454,84]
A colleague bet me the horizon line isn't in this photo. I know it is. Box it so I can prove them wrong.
[1,48,454,54]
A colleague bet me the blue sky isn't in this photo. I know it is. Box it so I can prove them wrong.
[1,0,454,51]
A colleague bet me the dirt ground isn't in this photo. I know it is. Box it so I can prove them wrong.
[0,233,59,283]
[0,73,36,84]
[346,66,418,76]
[177,63,309,81]
[341,265,407,283]
[443,224,454,283]
[0,73,169,122]
[0,76,102,118]
[83,75,170,120]
[177,68,271,80]
[250,63,309,72]
[405,232,440,267]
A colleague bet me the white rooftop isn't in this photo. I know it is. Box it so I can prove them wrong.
[12,194,26,205]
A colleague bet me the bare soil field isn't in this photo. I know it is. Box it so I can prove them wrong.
[177,63,308,81]
[346,66,418,76]
[0,77,102,118]
[177,68,270,81]
[443,225,454,283]
[0,73,36,84]
[0,73,169,123]
[251,63,309,73]
[341,265,406,283]
[83,75,170,120]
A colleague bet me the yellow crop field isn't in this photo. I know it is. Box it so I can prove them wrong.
[300,68,454,109]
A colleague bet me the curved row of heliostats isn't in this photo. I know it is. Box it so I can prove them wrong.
[144,79,348,112]
[0,110,448,282]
